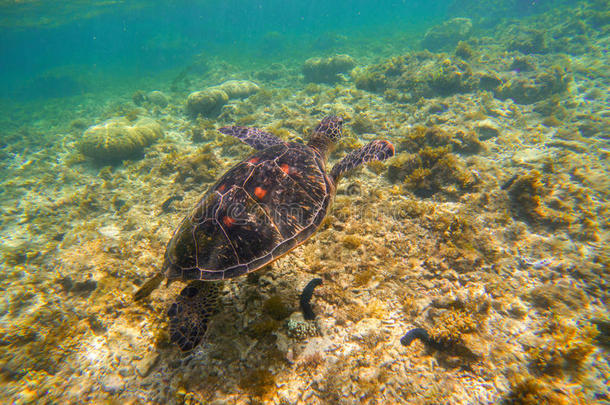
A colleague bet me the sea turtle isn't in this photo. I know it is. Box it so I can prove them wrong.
[135,116,394,351]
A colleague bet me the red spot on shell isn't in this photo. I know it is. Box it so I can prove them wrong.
[218,184,226,192]
[222,216,236,227]
[280,164,291,174]
[254,187,267,199]
[248,157,260,164]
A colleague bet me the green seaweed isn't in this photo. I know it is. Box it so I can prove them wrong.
[262,295,292,321]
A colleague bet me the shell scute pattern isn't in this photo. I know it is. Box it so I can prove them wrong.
[164,142,329,281]
[274,144,328,203]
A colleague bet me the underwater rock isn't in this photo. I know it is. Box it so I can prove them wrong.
[255,63,288,82]
[71,279,97,297]
[101,373,125,394]
[217,80,260,99]
[506,170,546,224]
[186,87,229,117]
[79,117,163,163]
[302,54,356,83]
[509,56,536,72]
[146,90,168,108]
[478,71,503,90]
[422,18,473,51]
[454,41,474,60]
[388,146,476,198]
[135,353,160,377]
[185,81,260,117]
[355,53,476,100]
[475,118,501,140]
[495,66,569,104]
[132,90,146,106]
[132,90,168,107]
[507,28,548,54]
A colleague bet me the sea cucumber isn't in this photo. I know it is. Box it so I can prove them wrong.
[400,328,446,350]
[300,278,323,320]
[161,195,183,212]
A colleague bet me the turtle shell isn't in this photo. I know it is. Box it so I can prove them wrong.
[163,142,333,281]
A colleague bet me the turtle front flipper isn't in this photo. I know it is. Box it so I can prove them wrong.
[167,280,221,351]
[330,140,395,183]
[218,126,284,150]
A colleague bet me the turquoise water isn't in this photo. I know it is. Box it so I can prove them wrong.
[1,1,449,98]
[0,0,608,404]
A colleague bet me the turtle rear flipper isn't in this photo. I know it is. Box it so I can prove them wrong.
[168,280,221,351]
[134,273,164,301]
[218,126,284,150]
[330,140,395,182]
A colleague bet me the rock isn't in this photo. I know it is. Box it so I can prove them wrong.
[508,299,528,319]
[302,54,355,83]
[478,72,503,90]
[475,118,501,140]
[146,90,168,107]
[494,67,569,104]
[79,117,163,163]
[352,318,382,340]
[100,373,124,394]
[217,80,260,99]
[72,279,97,297]
[278,388,300,405]
[460,333,490,358]
[135,353,159,377]
[298,336,334,360]
[186,87,229,117]
[355,53,476,100]
[507,28,547,54]
[422,18,473,51]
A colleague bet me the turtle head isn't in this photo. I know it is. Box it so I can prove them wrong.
[314,116,344,141]
[308,116,344,158]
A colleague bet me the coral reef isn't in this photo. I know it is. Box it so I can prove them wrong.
[0,1,608,403]
[354,53,477,100]
[217,80,260,99]
[133,90,169,108]
[388,138,476,198]
[302,54,355,83]
[79,117,163,163]
[185,80,260,117]
[145,90,168,108]
[495,66,570,104]
[185,87,229,118]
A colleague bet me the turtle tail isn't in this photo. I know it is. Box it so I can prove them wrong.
[167,280,221,351]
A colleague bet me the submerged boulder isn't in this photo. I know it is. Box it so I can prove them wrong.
[422,18,473,51]
[495,66,569,104]
[146,90,169,107]
[186,80,260,117]
[302,54,356,83]
[218,80,260,99]
[354,53,476,100]
[79,117,163,163]
[186,88,229,117]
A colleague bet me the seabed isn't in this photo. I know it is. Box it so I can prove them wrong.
[0,1,608,404]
